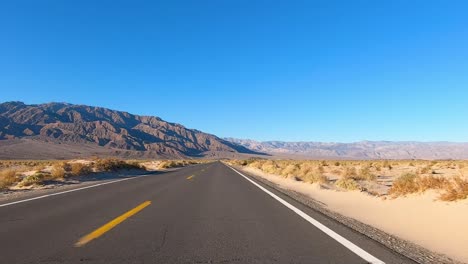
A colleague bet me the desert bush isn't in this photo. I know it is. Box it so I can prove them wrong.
[317,165,325,173]
[0,169,17,189]
[281,163,299,178]
[298,162,315,176]
[303,171,328,184]
[71,163,92,176]
[261,160,280,174]
[51,165,66,179]
[331,169,341,176]
[440,176,468,201]
[19,173,46,186]
[158,160,199,169]
[343,167,357,178]
[335,178,359,190]
[417,175,449,192]
[388,173,419,196]
[355,166,377,181]
[94,158,143,171]
[419,165,432,174]
[334,161,340,166]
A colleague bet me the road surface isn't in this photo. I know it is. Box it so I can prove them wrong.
[0,162,415,263]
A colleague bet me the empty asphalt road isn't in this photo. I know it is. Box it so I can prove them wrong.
[0,162,415,264]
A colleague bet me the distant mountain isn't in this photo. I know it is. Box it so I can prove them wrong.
[0,101,260,159]
[225,138,468,160]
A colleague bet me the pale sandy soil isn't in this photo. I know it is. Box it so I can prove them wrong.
[242,167,468,263]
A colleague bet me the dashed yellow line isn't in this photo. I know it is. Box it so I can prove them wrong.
[186,175,195,180]
[74,201,151,247]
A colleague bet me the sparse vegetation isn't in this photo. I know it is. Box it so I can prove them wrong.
[335,178,359,190]
[303,171,328,184]
[70,163,92,176]
[158,160,201,169]
[439,176,468,201]
[227,159,468,201]
[51,164,66,179]
[0,169,17,190]
[19,173,46,187]
[0,158,205,191]
[94,158,143,171]
[356,166,377,181]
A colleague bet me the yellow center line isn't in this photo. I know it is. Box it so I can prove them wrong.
[186,175,194,180]
[74,201,151,247]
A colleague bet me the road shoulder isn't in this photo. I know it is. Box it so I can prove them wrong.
[230,164,463,264]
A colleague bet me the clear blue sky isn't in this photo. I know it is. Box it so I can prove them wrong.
[1,1,468,142]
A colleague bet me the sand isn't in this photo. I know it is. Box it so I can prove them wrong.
[243,167,468,263]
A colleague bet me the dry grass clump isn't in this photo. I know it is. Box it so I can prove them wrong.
[335,178,359,190]
[355,166,377,181]
[94,158,143,171]
[19,173,46,187]
[419,165,433,174]
[0,169,18,190]
[439,176,468,201]
[388,173,468,201]
[51,163,67,179]
[389,173,422,196]
[71,163,92,176]
[0,160,55,169]
[343,167,357,178]
[158,160,199,169]
[302,171,328,184]
[281,163,300,178]
[226,159,468,201]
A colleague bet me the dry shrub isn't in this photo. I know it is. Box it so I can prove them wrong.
[71,163,92,176]
[51,165,66,179]
[331,169,342,176]
[95,158,142,171]
[417,175,449,192]
[317,165,325,174]
[419,165,432,174]
[355,166,377,181]
[303,171,328,184]
[389,173,451,197]
[383,160,391,169]
[335,178,359,190]
[388,173,420,196]
[343,167,357,178]
[0,169,17,189]
[261,160,280,174]
[19,173,46,186]
[281,163,299,178]
[388,173,419,196]
[439,177,468,201]
[158,160,198,169]
[298,163,314,176]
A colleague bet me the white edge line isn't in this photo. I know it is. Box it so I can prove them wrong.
[228,165,385,264]
[0,174,152,208]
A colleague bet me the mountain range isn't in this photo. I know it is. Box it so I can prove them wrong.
[0,102,260,159]
[1,101,468,160]
[225,138,468,160]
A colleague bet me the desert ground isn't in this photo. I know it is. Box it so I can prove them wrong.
[0,158,208,194]
[228,159,468,263]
